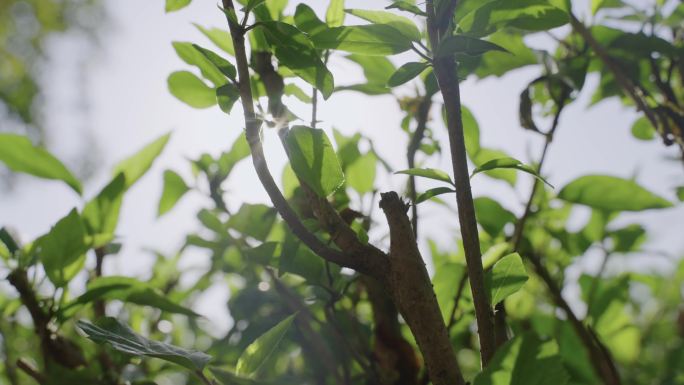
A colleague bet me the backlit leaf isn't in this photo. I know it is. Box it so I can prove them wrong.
[158,170,190,217]
[311,25,413,55]
[471,157,552,187]
[236,314,296,376]
[558,175,672,211]
[168,71,217,108]
[113,133,171,189]
[285,126,345,197]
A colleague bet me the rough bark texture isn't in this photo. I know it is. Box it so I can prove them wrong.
[380,192,464,385]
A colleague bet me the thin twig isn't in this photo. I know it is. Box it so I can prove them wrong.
[407,96,432,237]
[16,359,45,385]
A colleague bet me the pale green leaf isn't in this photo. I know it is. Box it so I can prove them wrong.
[311,25,413,55]
[113,133,171,189]
[0,134,82,194]
[346,152,376,194]
[165,0,191,12]
[558,175,672,211]
[168,71,217,108]
[158,170,190,217]
[35,209,89,287]
[415,187,455,204]
[326,0,345,27]
[194,24,235,56]
[487,253,528,305]
[285,126,345,197]
[395,168,454,186]
[345,9,421,41]
[471,157,551,187]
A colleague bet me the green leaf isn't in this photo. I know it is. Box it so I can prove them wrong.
[460,0,569,37]
[345,9,421,41]
[472,148,517,186]
[82,173,126,236]
[216,83,241,113]
[472,157,551,187]
[211,369,285,385]
[474,197,516,236]
[227,204,277,240]
[558,175,672,211]
[630,117,655,141]
[285,126,345,197]
[62,276,198,318]
[676,186,684,202]
[172,42,227,86]
[326,0,345,27]
[395,168,454,186]
[415,187,455,204]
[385,1,427,16]
[0,133,82,194]
[294,4,327,35]
[473,332,570,385]
[192,44,236,80]
[242,0,266,13]
[165,0,191,12]
[194,24,235,56]
[158,170,190,217]
[35,209,89,287]
[311,25,413,55]
[486,253,528,305]
[113,133,171,189]
[435,35,509,57]
[592,0,624,14]
[236,314,296,376]
[387,62,429,87]
[346,152,376,194]
[0,240,11,261]
[167,71,217,108]
[341,54,396,93]
[78,317,211,371]
[284,83,312,103]
[260,22,335,99]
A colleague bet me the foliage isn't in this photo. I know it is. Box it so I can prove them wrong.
[1,1,684,385]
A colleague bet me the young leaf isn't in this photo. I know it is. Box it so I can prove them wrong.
[346,152,376,194]
[311,25,413,55]
[385,1,427,16]
[35,209,89,287]
[486,253,528,305]
[158,170,190,217]
[113,133,171,189]
[471,157,552,187]
[285,126,345,197]
[235,314,296,376]
[82,173,126,236]
[387,62,429,87]
[172,41,227,86]
[345,9,421,41]
[168,71,217,108]
[294,4,327,35]
[395,168,454,186]
[558,175,672,211]
[217,83,241,113]
[630,117,655,141]
[194,24,235,56]
[242,0,266,13]
[472,148,517,186]
[435,35,509,57]
[415,187,455,204]
[165,0,191,13]
[0,133,82,194]
[326,0,345,27]
[78,317,211,371]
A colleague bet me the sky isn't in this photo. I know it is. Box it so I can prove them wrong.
[1,0,683,334]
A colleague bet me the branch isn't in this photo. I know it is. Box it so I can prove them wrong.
[379,192,465,385]
[16,359,45,385]
[425,0,496,366]
[220,0,379,276]
[407,96,432,237]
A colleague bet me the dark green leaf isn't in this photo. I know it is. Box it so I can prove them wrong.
[471,157,551,187]
[77,317,211,371]
[192,44,236,80]
[172,42,227,86]
[558,175,672,211]
[609,224,646,253]
[216,83,241,113]
[168,71,217,108]
[472,148,517,186]
[460,0,569,37]
[311,25,413,55]
[285,126,345,197]
[415,187,455,204]
[158,170,190,217]
[294,4,327,35]
[387,62,429,87]
[236,314,296,376]
[395,168,454,186]
[0,133,82,194]
[345,9,421,41]
[435,35,509,57]
[113,133,171,189]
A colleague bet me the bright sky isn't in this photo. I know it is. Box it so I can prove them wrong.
[2,0,683,334]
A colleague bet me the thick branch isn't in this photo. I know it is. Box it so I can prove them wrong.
[380,192,465,385]
[221,0,378,276]
[425,0,496,366]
